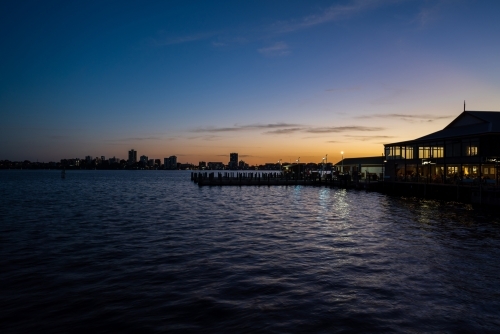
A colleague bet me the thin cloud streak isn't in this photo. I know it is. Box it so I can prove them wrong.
[264,127,305,135]
[105,136,164,142]
[151,31,219,46]
[187,135,223,141]
[151,0,394,48]
[192,123,301,133]
[304,126,384,134]
[345,135,397,141]
[193,123,384,135]
[354,113,454,122]
[325,86,362,92]
[414,1,445,28]
[258,42,290,56]
[269,0,391,34]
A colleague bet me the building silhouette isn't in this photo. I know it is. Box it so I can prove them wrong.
[383,110,500,183]
[128,149,137,165]
[164,156,177,170]
[229,152,238,170]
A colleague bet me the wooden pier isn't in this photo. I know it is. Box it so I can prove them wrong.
[191,171,381,190]
[190,172,500,207]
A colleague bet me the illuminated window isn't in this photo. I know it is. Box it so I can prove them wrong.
[419,146,431,159]
[463,138,479,156]
[406,147,413,159]
[431,146,444,158]
[447,166,458,175]
[467,146,478,156]
[394,147,401,159]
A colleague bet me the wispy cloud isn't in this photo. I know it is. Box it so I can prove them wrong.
[345,135,397,141]
[212,41,226,47]
[192,123,301,133]
[414,1,444,28]
[151,0,395,50]
[304,126,384,134]
[354,113,454,123]
[105,136,164,142]
[325,86,362,92]
[151,31,219,46]
[192,123,384,135]
[124,136,162,141]
[187,135,223,141]
[264,127,305,135]
[269,0,388,34]
[258,42,290,56]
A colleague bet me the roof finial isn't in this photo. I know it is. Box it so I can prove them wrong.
[464,100,466,112]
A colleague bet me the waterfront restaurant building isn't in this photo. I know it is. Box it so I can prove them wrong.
[334,156,385,180]
[383,111,500,184]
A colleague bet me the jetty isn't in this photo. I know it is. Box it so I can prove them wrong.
[191,171,381,190]
[190,171,500,207]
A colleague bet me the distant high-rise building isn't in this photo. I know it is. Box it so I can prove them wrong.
[128,149,137,165]
[165,156,177,170]
[199,161,207,169]
[229,152,238,170]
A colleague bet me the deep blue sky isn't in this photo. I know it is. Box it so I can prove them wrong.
[2,0,500,163]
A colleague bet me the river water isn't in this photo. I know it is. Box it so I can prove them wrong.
[1,170,500,332]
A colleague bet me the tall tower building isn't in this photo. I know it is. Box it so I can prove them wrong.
[167,156,177,170]
[229,152,238,170]
[128,149,137,165]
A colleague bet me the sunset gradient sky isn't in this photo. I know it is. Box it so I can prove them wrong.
[2,0,500,164]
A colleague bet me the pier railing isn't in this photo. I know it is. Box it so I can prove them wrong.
[190,171,500,207]
[190,171,378,189]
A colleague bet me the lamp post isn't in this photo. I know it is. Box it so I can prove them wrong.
[296,157,300,179]
[383,160,387,181]
[278,159,282,172]
[341,151,344,174]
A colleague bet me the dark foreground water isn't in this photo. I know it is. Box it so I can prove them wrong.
[1,170,500,333]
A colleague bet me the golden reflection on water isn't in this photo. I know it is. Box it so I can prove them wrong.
[331,189,350,220]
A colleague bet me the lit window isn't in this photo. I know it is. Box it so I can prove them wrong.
[467,146,478,156]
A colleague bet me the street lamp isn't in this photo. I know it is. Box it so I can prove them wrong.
[322,157,325,178]
[341,151,344,173]
[383,160,387,181]
[296,157,300,179]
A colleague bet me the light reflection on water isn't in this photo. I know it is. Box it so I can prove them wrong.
[1,170,500,332]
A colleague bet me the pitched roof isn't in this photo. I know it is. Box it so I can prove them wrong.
[334,156,384,166]
[387,111,500,145]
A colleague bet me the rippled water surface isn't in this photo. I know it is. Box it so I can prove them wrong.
[1,170,500,332]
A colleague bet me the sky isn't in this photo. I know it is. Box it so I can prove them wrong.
[2,0,500,165]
